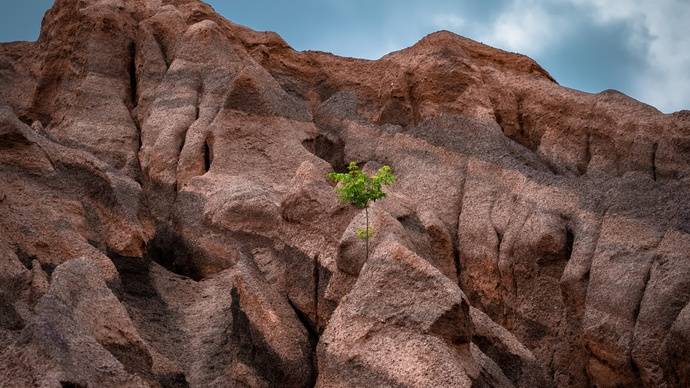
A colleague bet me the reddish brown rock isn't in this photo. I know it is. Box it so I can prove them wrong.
[1,0,689,386]
[317,241,510,387]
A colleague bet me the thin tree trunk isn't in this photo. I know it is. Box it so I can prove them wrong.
[365,206,369,261]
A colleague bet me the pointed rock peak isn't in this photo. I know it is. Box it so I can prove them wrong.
[385,29,556,83]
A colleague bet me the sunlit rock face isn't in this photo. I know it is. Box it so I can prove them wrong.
[1,0,689,387]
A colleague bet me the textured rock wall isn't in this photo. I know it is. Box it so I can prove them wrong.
[1,0,689,387]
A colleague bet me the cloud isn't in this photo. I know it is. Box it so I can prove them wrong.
[570,0,690,112]
[479,0,565,55]
[431,14,465,30]
[471,0,689,112]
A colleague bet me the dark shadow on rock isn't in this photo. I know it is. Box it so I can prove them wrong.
[0,299,25,330]
[230,287,313,387]
[107,253,191,388]
[397,214,431,255]
[302,133,346,173]
[473,335,524,384]
[14,246,35,270]
[287,299,319,386]
[157,372,190,388]
[59,381,86,388]
[146,226,202,281]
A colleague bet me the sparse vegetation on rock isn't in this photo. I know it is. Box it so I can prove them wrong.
[328,162,396,261]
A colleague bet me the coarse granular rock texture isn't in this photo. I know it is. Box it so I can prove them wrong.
[1,0,689,387]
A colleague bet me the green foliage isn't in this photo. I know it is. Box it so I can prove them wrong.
[356,226,374,240]
[327,162,396,209]
[329,161,396,261]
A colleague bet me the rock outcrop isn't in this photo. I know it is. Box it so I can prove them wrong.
[1,0,688,387]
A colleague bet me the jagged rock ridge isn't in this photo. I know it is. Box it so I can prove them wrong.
[1,0,689,387]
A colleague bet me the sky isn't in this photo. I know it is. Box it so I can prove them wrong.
[1,0,688,113]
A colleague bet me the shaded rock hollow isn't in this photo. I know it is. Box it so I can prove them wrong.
[1,0,689,387]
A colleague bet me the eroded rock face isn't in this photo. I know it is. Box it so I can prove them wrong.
[318,240,517,388]
[1,0,688,387]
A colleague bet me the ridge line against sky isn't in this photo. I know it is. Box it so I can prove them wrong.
[1,0,688,113]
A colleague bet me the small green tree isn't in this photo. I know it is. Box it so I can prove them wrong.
[328,161,396,261]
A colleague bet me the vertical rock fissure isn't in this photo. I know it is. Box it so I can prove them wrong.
[632,256,654,323]
[493,225,503,259]
[286,300,319,387]
[128,41,138,109]
[126,40,144,183]
[630,256,655,382]
[581,133,592,176]
[453,242,462,283]
[405,70,420,126]
[311,255,321,387]
[313,254,319,331]
[564,226,575,262]
[651,142,658,181]
[453,162,468,282]
[516,94,526,142]
[203,139,212,172]
[195,80,203,122]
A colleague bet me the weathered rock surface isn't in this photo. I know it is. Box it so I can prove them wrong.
[1,0,688,387]
[317,240,540,388]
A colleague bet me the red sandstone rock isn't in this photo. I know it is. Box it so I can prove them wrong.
[1,0,689,387]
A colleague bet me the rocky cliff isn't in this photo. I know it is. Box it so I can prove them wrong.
[1,1,689,387]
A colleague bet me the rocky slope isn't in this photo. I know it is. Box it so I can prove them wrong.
[1,0,689,387]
